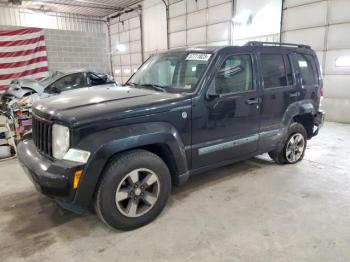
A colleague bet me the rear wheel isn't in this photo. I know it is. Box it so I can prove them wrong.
[95,150,171,231]
[269,122,307,164]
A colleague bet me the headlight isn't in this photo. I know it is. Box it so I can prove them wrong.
[52,124,70,159]
[63,148,90,163]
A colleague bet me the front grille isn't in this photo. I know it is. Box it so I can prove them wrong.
[32,116,52,156]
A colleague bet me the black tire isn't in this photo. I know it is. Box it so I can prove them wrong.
[95,149,171,231]
[268,122,307,165]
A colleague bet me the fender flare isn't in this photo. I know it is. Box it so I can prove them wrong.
[282,100,316,128]
[273,100,317,149]
[72,122,188,209]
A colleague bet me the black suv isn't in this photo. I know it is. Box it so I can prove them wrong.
[18,42,325,230]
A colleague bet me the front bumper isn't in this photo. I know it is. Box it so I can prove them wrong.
[17,139,84,210]
[313,110,325,136]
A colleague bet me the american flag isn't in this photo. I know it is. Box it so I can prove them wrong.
[0,27,49,93]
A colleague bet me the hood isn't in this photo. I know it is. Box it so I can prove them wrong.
[33,86,186,127]
[6,78,44,98]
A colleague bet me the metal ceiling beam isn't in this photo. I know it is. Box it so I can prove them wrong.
[22,0,123,11]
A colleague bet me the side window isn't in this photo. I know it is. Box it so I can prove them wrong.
[89,73,107,86]
[52,73,85,92]
[295,53,317,85]
[215,54,253,95]
[261,54,289,88]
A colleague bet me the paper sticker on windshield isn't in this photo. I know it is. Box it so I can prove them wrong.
[298,61,308,68]
[186,53,211,61]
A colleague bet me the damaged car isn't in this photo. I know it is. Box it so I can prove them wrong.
[1,70,118,108]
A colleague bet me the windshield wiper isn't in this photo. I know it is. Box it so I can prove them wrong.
[128,83,166,92]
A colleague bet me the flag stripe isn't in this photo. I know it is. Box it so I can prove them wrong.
[0,61,49,75]
[0,51,48,63]
[0,35,45,47]
[0,45,46,58]
[0,67,49,81]
[0,28,49,92]
[0,31,44,42]
[0,28,42,36]
[0,71,49,86]
[0,41,46,52]
[0,56,48,69]
[0,85,8,91]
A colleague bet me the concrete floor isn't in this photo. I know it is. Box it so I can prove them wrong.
[1,122,350,262]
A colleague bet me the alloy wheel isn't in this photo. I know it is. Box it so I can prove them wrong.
[115,168,160,218]
[285,133,305,163]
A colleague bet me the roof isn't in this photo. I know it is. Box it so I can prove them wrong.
[0,0,142,17]
[164,42,314,55]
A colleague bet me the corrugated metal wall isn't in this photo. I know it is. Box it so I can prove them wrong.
[109,11,142,84]
[0,6,106,33]
[109,0,168,84]
[232,0,281,45]
[142,0,167,59]
[282,0,350,123]
[168,0,233,48]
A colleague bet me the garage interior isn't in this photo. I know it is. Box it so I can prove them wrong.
[0,0,350,261]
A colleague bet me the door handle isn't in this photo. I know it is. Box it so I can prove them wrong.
[289,91,299,98]
[245,97,260,105]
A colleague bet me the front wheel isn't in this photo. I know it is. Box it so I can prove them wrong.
[269,122,307,164]
[95,150,171,231]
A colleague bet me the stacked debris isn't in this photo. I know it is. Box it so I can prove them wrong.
[0,115,16,160]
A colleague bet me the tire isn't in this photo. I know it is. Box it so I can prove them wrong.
[268,122,307,165]
[95,149,171,231]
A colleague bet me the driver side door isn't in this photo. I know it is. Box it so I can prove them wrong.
[191,53,261,170]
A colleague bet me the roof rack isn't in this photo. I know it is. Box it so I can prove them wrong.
[245,41,311,49]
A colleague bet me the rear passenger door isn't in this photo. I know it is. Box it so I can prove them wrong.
[258,52,298,150]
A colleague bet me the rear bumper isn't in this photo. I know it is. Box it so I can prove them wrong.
[313,110,325,136]
[17,139,85,213]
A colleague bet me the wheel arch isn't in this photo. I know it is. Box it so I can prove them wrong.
[72,122,189,210]
[283,100,316,138]
[292,113,314,139]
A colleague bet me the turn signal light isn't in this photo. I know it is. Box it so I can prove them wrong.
[73,170,83,189]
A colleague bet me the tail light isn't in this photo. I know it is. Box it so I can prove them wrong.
[319,84,324,107]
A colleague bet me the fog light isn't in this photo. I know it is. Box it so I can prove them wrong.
[73,170,83,189]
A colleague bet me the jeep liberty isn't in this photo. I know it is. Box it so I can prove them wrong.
[18,42,325,230]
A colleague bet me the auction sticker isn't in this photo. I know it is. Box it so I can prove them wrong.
[186,53,212,61]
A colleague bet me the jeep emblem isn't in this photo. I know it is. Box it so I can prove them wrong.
[182,112,187,119]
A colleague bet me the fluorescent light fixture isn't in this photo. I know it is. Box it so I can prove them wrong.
[123,68,131,74]
[336,56,350,67]
[115,68,121,74]
[232,10,252,25]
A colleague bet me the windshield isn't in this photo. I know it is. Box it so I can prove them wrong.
[128,52,212,93]
[39,71,64,86]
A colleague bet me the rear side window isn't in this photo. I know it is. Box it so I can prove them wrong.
[295,54,318,85]
[261,54,292,88]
